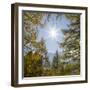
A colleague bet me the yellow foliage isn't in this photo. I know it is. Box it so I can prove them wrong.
[32,52,42,61]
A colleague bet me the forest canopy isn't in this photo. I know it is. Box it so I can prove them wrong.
[23,11,80,77]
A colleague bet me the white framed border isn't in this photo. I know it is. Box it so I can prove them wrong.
[18,6,86,84]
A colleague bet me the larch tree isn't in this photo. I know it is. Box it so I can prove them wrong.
[23,12,47,77]
[23,11,53,77]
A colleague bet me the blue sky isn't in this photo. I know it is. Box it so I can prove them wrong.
[37,13,70,54]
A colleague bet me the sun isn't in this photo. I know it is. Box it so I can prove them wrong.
[50,30,57,38]
[49,28,58,40]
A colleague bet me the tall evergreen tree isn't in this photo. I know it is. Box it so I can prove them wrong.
[60,14,80,62]
[52,50,59,69]
[59,14,80,75]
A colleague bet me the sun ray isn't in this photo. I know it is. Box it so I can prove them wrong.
[48,27,58,40]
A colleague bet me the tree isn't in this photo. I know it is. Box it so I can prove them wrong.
[59,14,80,75]
[52,50,59,69]
[24,38,47,77]
[60,14,80,62]
[24,51,43,77]
[23,11,43,53]
[23,11,48,77]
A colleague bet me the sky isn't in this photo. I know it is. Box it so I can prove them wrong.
[37,13,70,54]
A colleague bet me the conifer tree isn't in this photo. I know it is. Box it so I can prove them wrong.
[59,14,80,75]
[60,14,80,62]
[52,50,59,69]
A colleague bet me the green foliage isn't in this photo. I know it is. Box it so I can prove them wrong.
[24,51,43,77]
[59,63,80,75]
[52,50,59,69]
[23,12,43,24]
[24,12,80,77]
[23,11,52,77]
[24,37,48,76]
[60,14,80,62]
[57,14,80,76]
